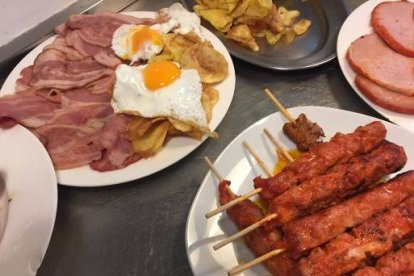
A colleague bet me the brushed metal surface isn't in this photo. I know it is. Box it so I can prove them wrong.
[183,0,348,70]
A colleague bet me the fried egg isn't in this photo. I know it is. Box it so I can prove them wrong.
[111,3,203,62]
[112,24,165,63]
[111,62,208,128]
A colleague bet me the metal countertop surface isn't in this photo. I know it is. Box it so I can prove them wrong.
[0,0,381,275]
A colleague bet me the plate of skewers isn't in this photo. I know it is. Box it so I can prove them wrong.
[185,90,414,275]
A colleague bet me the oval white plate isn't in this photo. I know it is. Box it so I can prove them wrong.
[0,125,57,275]
[185,106,414,276]
[337,0,414,133]
[0,11,236,187]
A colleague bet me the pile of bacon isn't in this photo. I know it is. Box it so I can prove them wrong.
[215,119,414,275]
[0,12,156,171]
[347,1,414,114]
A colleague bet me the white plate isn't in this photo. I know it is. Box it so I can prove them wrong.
[185,106,414,276]
[337,0,414,133]
[0,125,57,275]
[0,11,236,187]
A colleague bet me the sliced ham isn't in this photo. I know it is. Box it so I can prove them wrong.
[30,49,113,90]
[355,75,414,115]
[372,1,414,57]
[66,12,155,47]
[347,33,414,96]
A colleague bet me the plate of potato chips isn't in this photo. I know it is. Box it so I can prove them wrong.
[182,0,349,70]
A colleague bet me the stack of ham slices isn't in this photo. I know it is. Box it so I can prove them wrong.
[347,1,414,114]
[0,12,156,172]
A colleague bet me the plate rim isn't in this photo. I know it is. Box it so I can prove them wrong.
[0,10,236,187]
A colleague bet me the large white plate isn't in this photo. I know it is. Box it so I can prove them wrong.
[0,11,236,187]
[0,125,57,275]
[185,106,414,276]
[337,0,414,133]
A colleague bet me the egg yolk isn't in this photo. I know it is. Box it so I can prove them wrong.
[128,26,163,56]
[143,61,181,90]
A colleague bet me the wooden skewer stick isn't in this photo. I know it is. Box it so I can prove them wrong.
[242,141,272,177]
[204,156,224,182]
[263,128,294,163]
[213,213,277,250]
[228,248,286,276]
[264,88,295,123]
[205,188,262,219]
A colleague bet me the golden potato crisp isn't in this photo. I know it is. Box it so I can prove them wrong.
[194,6,233,32]
[162,33,201,62]
[244,0,272,17]
[131,120,171,157]
[201,84,219,123]
[293,19,312,35]
[227,24,259,51]
[180,42,228,84]
[235,15,268,34]
[196,0,239,12]
[192,0,311,50]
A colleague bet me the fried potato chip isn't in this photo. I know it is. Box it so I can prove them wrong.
[162,33,200,62]
[194,6,233,32]
[227,24,259,51]
[197,0,239,12]
[127,117,166,139]
[130,120,170,157]
[244,0,272,17]
[180,42,228,83]
[201,84,219,123]
[283,28,296,44]
[167,118,204,139]
[266,4,284,33]
[234,15,268,34]
[278,7,300,27]
[230,0,249,18]
[293,19,311,35]
[265,30,282,45]
[148,52,174,63]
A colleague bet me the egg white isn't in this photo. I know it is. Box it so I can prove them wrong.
[111,64,208,128]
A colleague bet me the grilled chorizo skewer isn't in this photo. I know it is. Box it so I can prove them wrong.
[284,170,414,259]
[353,241,414,276]
[267,140,406,227]
[299,196,414,276]
[254,121,387,200]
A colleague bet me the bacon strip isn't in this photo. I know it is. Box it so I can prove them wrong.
[0,90,61,128]
[30,49,113,90]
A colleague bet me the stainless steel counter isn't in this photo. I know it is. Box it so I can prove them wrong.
[0,0,380,275]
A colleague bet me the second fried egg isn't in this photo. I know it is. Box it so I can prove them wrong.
[111,62,208,128]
